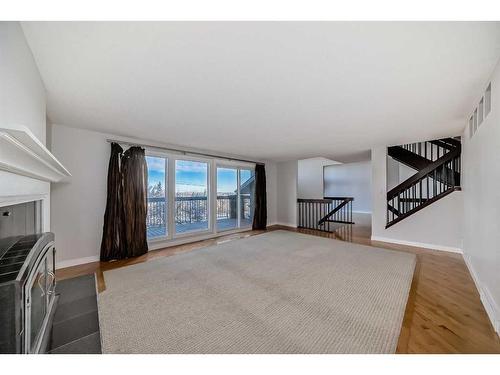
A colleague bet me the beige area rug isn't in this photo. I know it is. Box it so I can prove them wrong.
[98,230,416,353]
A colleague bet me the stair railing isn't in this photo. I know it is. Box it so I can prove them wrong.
[400,137,460,162]
[386,138,461,228]
[297,197,354,232]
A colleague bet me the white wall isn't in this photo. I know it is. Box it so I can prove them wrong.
[324,161,372,213]
[0,22,50,229]
[265,161,278,226]
[386,156,400,191]
[371,146,463,252]
[297,157,338,199]
[276,160,298,227]
[50,124,280,266]
[461,60,500,335]
[50,125,109,266]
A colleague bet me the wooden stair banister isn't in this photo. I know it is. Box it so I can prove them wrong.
[386,137,461,228]
[297,197,354,232]
[387,146,459,200]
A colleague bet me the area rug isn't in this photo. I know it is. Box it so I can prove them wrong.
[97,230,416,353]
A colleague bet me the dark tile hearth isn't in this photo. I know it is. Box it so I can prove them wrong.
[50,332,101,354]
[47,274,101,354]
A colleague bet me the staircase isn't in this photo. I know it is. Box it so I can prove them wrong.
[386,137,461,228]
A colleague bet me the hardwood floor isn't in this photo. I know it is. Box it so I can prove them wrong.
[56,220,500,354]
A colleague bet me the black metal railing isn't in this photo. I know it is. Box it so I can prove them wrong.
[239,194,253,221]
[216,194,242,220]
[386,137,461,228]
[146,197,167,227]
[297,197,354,232]
[175,195,208,225]
[146,195,252,228]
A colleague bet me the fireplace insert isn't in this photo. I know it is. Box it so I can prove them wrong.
[0,232,57,353]
[0,200,57,354]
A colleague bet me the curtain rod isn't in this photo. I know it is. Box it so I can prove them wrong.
[105,138,264,166]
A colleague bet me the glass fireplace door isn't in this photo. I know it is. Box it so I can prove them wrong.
[28,257,47,353]
[24,244,56,354]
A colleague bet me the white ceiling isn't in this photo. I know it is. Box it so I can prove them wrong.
[21,22,500,162]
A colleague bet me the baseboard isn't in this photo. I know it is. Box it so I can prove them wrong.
[56,225,277,269]
[370,235,462,254]
[462,253,500,336]
[56,255,100,270]
[273,222,298,228]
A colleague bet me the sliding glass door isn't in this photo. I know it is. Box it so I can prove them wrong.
[146,152,254,242]
[216,168,238,231]
[216,166,255,232]
[175,159,209,234]
[239,169,255,228]
[146,156,167,239]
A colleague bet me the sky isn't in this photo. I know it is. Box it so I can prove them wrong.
[146,156,253,194]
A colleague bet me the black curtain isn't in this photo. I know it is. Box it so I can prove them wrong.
[121,147,149,258]
[100,143,125,261]
[252,164,267,230]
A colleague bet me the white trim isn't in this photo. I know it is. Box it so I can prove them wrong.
[352,210,372,214]
[0,193,48,207]
[56,227,257,270]
[0,124,71,182]
[370,235,462,254]
[56,255,100,269]
[462,252,500,336]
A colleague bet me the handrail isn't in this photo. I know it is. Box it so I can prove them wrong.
[297,197,353,203]
[387,147,459,200]
[386,187,459,228]
[297,198,334,203]
[323,196,354,201]
[429,140,455,151]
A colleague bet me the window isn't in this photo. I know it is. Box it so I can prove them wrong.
[478,98,484,126]
[473,108,478,132]
[239,169,255,227]
[145,152,255,243]
[146,156,167,239]
[175,160,209,234]
[215,166,255,231]
[216,167,238,231]
[485,83,492,117]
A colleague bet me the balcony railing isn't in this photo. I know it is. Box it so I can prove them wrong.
[147,194,253,237]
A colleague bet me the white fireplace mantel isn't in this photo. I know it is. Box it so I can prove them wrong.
[0,124,71,183]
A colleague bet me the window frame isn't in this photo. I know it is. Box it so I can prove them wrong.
[172,155,213,238]
[145,151,169,242]
[214,162,256,233]
[485,83,492,117]
[469,116,474,139]
[238,167,256,229]
[145,150,256,247]
[473,108,478,133]
[215,164,240,233]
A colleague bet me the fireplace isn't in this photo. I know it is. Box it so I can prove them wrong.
[0,200,57,353]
